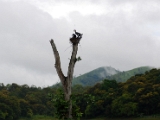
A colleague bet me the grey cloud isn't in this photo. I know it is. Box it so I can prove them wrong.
[0,0,160,87]
[0,1,61,86]
[0,63,59,87]
[68,5,160,72]
[0,1,56,73]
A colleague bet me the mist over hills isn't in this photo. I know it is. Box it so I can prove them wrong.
[72,66,120,86]
[106,66,152,83]
[72,66,152,86]
[52,66,153,87]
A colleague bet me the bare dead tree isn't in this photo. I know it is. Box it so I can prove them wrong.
[50,30,82,119]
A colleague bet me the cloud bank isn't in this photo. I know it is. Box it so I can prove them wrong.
[0,0,160,87]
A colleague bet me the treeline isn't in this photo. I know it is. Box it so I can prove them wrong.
[0,84,56,119]
[0,68,160,119]
[83,68,160,118]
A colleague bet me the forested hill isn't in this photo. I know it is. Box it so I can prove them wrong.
[72,66,120,86]
[106,66,152,82]
[0,68,160,119]
[72,66,152,86]
[83,68,160,118]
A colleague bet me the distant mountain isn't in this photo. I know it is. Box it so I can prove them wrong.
[72,66,120,86]
[72,66,153,86]
[106,66,153,82]
[51,66,153,87]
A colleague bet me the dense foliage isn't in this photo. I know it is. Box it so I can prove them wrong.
[0,84,56,120]
[0,68,160,119]
[83,68,160,118]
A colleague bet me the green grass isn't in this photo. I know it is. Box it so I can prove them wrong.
[19,115,160,120]
[91,117,160,120]
[19,115,57,120]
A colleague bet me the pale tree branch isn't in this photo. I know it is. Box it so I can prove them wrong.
[50,39,66,85]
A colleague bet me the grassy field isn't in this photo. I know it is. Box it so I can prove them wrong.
[91,117,160,120]
[19,115,57,120]
[19,115,160,120]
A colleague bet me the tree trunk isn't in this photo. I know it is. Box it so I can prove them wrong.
[50,37,80,119]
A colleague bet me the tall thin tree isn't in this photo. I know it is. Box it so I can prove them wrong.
[49,30,82,119]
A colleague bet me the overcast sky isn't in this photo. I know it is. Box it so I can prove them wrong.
[0,0,160,87]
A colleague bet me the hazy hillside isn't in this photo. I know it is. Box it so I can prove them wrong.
[107,66,152,82]
[72,66,152,86]
[72,66,120,86]
[83,68,160,118]
[51,66,153,87]
[1,68,160,119]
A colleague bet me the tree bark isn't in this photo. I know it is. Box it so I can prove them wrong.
[50,38,79,119]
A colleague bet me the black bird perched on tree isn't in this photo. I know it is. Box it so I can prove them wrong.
[74,29,83,39]
[72,34,76,39]
[70,30,82,45]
